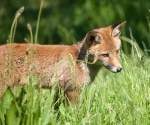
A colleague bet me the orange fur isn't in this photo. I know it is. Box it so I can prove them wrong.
[0,21,126,102]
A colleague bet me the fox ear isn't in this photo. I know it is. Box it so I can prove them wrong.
[111,21,126,37]
[86,31,103,45]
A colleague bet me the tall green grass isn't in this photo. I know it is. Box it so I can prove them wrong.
[1,1,150,125]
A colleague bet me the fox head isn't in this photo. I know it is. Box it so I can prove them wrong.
[85,21,126,73]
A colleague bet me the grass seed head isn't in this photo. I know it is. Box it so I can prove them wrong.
[27,23,32,31]
[15,6,25,18]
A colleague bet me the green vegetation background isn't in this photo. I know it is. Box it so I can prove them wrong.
[0,0,150,54]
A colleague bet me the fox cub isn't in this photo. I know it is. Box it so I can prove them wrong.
[0,21,126,102]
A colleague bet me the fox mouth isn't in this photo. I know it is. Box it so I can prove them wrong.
[103,64,122,73]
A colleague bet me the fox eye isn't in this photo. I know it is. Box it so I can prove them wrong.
[116,49,120,54]
[101,53,109,57]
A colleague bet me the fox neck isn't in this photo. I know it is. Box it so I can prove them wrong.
[77,39,102,82]
[77,38,87,60]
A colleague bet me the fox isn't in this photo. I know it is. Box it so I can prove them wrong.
[0,21,126,103]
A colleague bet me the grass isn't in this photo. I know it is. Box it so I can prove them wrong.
[1,1,150,125]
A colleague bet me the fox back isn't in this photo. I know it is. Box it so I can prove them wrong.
[0,21,126,102]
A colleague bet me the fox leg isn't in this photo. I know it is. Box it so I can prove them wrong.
[65,89,81,103]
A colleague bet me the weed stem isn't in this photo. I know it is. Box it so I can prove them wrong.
[34,1,44,44]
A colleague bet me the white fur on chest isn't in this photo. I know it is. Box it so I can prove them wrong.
[79,62,91,87]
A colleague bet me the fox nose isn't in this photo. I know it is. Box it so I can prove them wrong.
[117,67,122,72]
